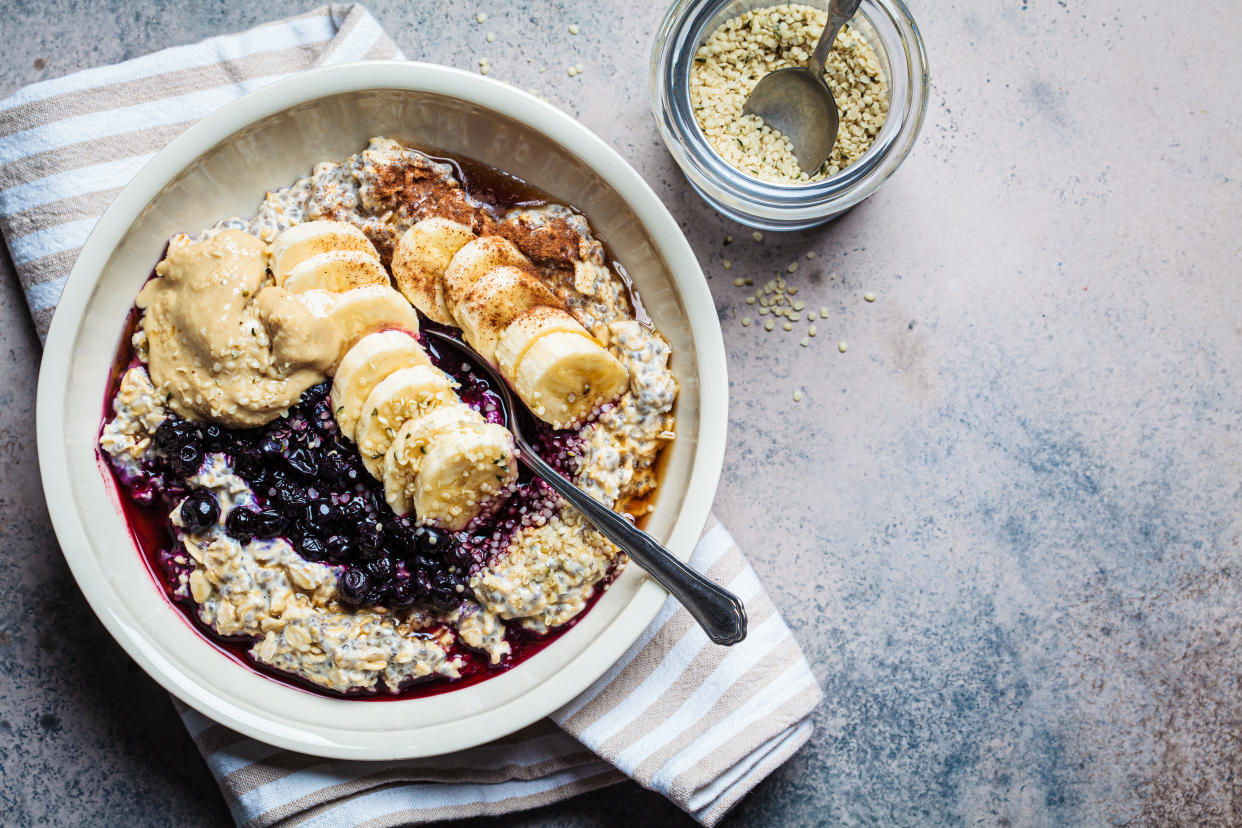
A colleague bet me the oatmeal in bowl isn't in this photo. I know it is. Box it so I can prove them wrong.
[100,137,678,697]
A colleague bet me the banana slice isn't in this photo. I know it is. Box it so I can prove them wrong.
[282,250,390,294]
[513,332,630,429]
[413,421,518,531]
[331,330,432,437]
[355,364,459,478]
[454,266,560,363]
[382,404,485,516]
[442,236,531,312]
[494,306,593,378]
[270,220,380,284]
[328,285,421,353]
[391,218,476,325]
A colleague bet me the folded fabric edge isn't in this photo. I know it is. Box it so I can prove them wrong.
[696,718,816,826]
[247,766,628,828]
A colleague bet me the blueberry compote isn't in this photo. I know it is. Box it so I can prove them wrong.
[154,381,481,611]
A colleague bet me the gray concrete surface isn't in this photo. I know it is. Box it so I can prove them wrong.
[3,0,1241,825]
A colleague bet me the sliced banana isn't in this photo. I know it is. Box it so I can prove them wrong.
[392,218,476,325]
[494,305,594,378]
[382,404,485,516]
[413,421,518,531]
[442,236,531,312]
[454,265,560,363]
[355,364,458,478]
[513,331,630,429]
[282,250,390,294]
[328,285,421,353]
[331,330,432,437]
[270,220,380,284]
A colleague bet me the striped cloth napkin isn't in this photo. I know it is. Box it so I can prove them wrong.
[0,5,822,826]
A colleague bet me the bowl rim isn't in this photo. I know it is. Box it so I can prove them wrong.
[35,60,728,759]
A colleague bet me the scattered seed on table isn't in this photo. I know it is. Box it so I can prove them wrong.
[838,341,848,353]
[758,307,770,315]
[745,296,755,304]
[486,31,496,42]
[742,316,752,326]
[787,262,798,273]
[568,23,580,34]
[805,251,816,259]
[733,277,745,286]
[476,12,488,23]
[723,260,732,270]
[800,337,809,347]
[752,231,764,241]
[864,292,876,302]
[819,307,829,318]
[782,321,793,331]
[808,324,817,337]
[793,389,803,402]
[765,319,775,331]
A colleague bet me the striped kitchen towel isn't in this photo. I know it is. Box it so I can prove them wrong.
[0,6,822,827]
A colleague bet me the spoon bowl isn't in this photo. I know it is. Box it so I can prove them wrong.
[423,328,748,646]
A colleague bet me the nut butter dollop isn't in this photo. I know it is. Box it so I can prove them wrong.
[138,230,342,427]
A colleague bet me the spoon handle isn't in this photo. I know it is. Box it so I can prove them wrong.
[811,0,863,77]
[517,439,748,646]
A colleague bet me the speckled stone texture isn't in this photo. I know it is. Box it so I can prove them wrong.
[1,0,1239,825]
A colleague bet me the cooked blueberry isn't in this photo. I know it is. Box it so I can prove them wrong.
[326,535,352,563]
[356,523,383,558]
[254,509,287,539]
[231,445,262,478]
[260,437,284,458]
[285,446,317,477]
[225,507,259,542]
[201,423,227,451]
[388,579,417,608]
[338,568,370,605]
[298,534,328,562]
[320,450,347,481]
[364,557,393,581]
[180,491,219,533]
[413,526,449,556]
[153,420,184,454]
[305,500,333,528]
[173,443,202,475]
[276,482,310,509]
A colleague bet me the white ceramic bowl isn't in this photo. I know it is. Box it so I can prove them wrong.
[36,62,727,759]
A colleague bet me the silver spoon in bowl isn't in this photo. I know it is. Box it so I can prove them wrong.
[423,328,748,646]
[742,0,862,175]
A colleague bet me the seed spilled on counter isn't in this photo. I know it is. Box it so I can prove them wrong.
[689,4,889,184]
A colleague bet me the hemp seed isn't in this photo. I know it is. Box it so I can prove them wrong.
[688,4,889,185]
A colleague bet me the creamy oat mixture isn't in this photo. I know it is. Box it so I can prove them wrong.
[689,4,890,184]
[101,137,677,694]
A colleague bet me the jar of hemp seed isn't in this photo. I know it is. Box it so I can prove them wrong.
[651,0,929,229]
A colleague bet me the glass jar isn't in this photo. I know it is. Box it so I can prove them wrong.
[650,0,929,230]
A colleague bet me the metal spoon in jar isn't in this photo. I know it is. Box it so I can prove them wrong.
[742,0,863,175]
[423,328,747,646]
